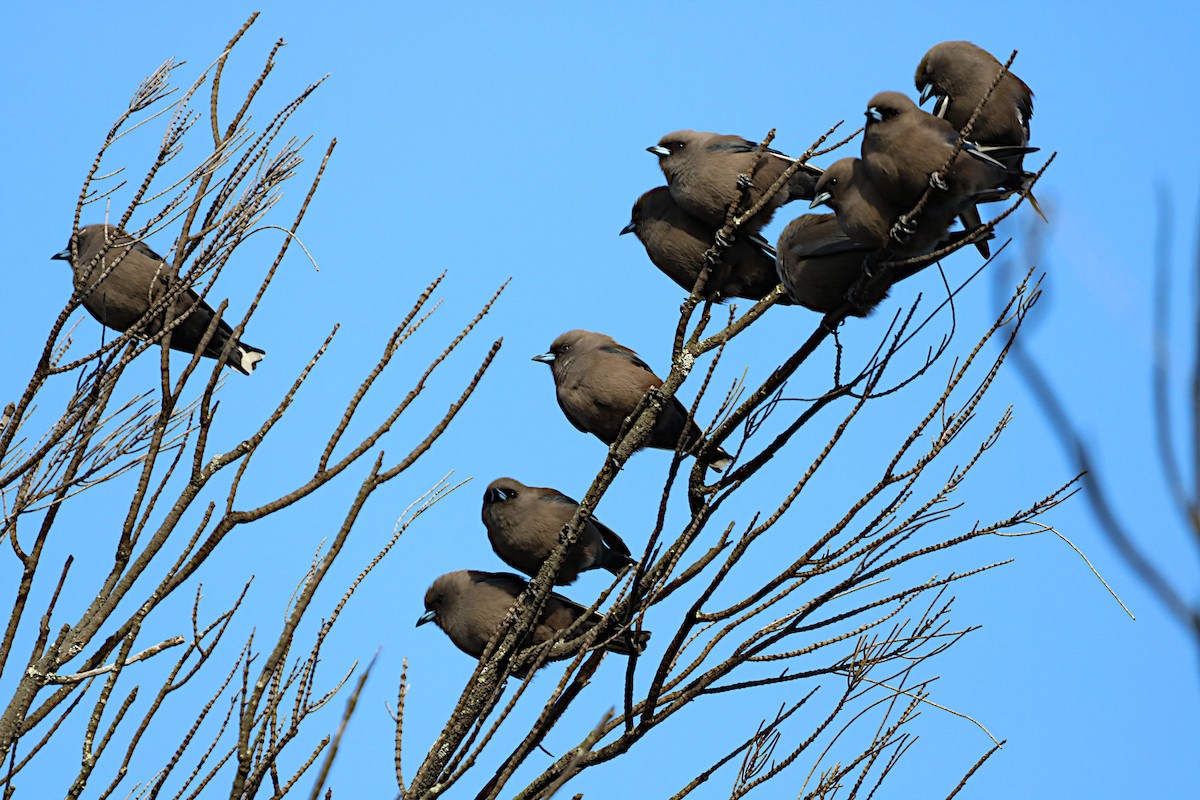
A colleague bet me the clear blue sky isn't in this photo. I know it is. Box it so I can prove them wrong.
[3,3,1198,797]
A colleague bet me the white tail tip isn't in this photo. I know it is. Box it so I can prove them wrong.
[238,347,266,375]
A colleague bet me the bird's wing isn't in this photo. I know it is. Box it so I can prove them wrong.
[471,571,529,599]
[598,344,655,376]
[540,488,581,508]
[747,232,779,259]
[555,393,592,434]
[791,228,872,259]
[132,240,170,271]
[592,517,632,559]
[538,490,631,557]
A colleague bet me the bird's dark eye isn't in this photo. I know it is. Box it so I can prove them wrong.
[558,343,571,354]
[503,488,518,500]
[672,141,686,152]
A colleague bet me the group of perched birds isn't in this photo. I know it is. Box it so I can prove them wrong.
[418,476,645,674]
[417,326,743,668]
[419,38,1043,673]
[47,40,1039,675]
[623,40,1040,316]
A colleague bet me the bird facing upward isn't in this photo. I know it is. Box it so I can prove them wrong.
[533,329,732,471]
[481,477,636,585]
[51,224,264,375]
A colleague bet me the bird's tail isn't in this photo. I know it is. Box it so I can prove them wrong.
[709,446,733,473]
[604,626,652,656]
[975,170,1049,223]
[232,343,266,376]
[957,204,991,258]
[602,549,638,577]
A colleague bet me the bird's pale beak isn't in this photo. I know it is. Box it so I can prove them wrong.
[810,192,832,209]
[865,107,883,122]
[531,353,555,364]
[51,249,70,261]
[416,610,437,627]
[619,221,636,236]
[484,487,507,504]
[918,84,935,105]
[646,145,671,158]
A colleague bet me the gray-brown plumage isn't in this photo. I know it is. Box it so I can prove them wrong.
[914,41,1033,150]
[860,92,1035,256]
[777,212,983,315]
[416,569,649,673]
[861,91,1019,207]
[51,224,264,375]
[621,187,792,303]
[533,330,732,471]
[775,214,886,315]
[810,158,965,257]
[648,130,823,233]
[482,477,635,585]
[914,42,1045,222]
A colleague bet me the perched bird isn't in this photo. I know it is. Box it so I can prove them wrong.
[416,569,649,673]
[861,91,1021,207]
[777,212,984,315]
[533,330,732,471]
[913,42,1045,222]
[810,158,963,256]
[648,130,823,233]
[914,41,1033,150]
[860,92,1034,255]
[775,214,888,315]
[51,225,264,375]
[481,477,636,585]
[621,187,791,303]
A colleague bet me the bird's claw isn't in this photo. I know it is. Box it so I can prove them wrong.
[929,171,949,191]
[736,173,755,190]
[890,218,916,243]
[714,230,732,249]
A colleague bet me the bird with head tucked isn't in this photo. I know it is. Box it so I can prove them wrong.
[481,477,635,585]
